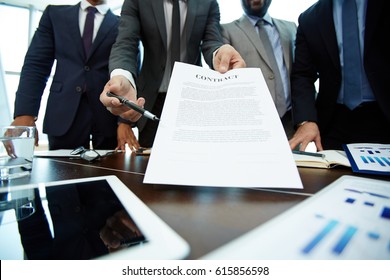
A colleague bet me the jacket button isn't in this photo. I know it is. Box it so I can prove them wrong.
[76,86,82,93]
[84,66,90,71]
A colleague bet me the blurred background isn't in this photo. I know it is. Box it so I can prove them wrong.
[0,0,317,146]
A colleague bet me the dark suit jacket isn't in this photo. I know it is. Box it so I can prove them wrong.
[109,0,224,131]
[291,0,390,134]
[14,3,119,137]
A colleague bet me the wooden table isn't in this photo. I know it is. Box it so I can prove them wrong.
[2,152,389,259]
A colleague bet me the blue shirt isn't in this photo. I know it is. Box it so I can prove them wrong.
[246,13,291,110]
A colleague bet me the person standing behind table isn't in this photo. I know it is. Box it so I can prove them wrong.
[221,0,297,139]
[10,0,136,150]
[289,0,390,151]
[99,0,246,149]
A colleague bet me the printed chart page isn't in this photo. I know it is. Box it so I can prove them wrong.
[202,176,390,259]
[144,62,302,189]
[344,143,390,175]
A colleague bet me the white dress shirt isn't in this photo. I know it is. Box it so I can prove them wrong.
[79,0,109,41]
[111,0,188,91]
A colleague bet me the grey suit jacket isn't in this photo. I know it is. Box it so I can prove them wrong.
[221,15,296,108]
[109,0,223,131]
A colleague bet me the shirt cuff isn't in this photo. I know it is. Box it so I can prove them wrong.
[117,116,137,127]
[111,68,136,90]
[212,47,221,69]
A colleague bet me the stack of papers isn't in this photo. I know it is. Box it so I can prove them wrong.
[34,149,118,158]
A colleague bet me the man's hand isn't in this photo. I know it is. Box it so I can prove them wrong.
[288,122,323,151]
[213,44,246,73]
[100,75,145,122]
[116,123,140,152]
[99,210,143,250]
[11,116,39,146]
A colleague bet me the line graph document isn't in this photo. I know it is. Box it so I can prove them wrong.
[144,62,302,189]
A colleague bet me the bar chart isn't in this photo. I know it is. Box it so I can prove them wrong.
[202,176,390,259]
[344,143,390,175]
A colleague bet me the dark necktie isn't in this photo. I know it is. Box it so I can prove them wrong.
[83,6,97,56]
[256,20,287,117]
[342,0,362,110]
[171,0,181,71]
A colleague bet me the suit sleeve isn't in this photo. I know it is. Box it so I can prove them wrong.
[200,0,224,68]
[13,6,56,118]
[290,15,319,126]
[108,0,140,78]
[220,24,232,45]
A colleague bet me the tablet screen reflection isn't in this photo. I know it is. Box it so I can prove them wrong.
[0,180,146,259]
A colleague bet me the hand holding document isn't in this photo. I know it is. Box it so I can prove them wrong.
[144,62,302,189]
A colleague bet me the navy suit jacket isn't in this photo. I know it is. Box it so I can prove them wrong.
[14,4,119,137]
[109,0,223,131]
[291,0,390,133]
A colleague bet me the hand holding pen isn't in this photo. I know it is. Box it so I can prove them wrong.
[100,76,147,122]
[106,92,159,122]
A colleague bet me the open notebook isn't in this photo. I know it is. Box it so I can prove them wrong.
[293,150,351,169]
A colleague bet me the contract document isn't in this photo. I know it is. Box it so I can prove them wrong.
[144,62,302,189]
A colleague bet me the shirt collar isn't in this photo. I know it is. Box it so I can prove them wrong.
[80,0,109,15]
[245,13,273,28]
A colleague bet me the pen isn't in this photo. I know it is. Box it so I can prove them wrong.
[106,92,160,122]
[292,150,325,158]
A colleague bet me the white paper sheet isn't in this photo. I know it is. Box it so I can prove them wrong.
[202,175,390,259]
[144,62,302,189]
[34,149,119,157]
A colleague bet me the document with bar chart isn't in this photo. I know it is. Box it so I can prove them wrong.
[202,176,390,259]
[344,143,390,176]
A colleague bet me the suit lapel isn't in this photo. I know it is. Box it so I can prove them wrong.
[185,0,198,45]
[318,0,340,71]
[273,20,292,73]
[364,0,382,55]
[68,4,85,59]
[152,0,168,50]
[237,16,273,69]
[88,10,117,59]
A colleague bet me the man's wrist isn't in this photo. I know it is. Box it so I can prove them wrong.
[297,121,309,127]
[117,117,137,128]
[111,68,136,90]
[296,120,315,129]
